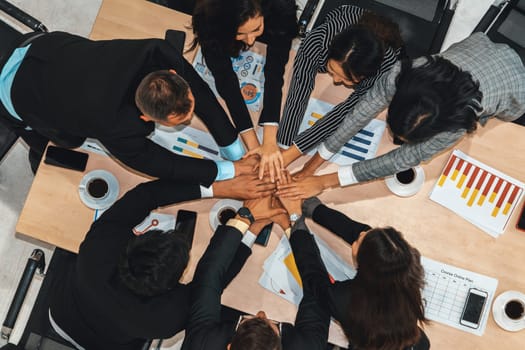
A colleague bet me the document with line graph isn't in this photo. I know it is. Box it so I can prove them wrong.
[429,149,524,237]
[298,98,386,166]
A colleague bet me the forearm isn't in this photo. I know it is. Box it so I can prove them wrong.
[277,41,319,146]
[282,144,302,167]
[351,130,464,182]
[240,129,260,150]
[202,46,254,131]
[311,204,371,245]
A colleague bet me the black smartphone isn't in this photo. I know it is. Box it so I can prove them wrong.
[460,288,488,329]
[516,200,525,232]
[255,222,273,247]
[175,210,197,249]
[44,145,88,172]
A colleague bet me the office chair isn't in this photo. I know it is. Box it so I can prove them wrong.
[1,248,156,350]
[0,0,48,164]
[472,0,525,126]
[312,0,457,58]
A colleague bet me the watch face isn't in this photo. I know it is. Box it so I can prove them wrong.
[238,207,255,223]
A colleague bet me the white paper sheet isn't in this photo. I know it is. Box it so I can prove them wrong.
[421,256,498,336]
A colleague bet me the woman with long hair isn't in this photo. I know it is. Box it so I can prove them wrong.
[277,6,404,177]
[278,193,430,350]
[276,32,525,200]
[190,0,298,171]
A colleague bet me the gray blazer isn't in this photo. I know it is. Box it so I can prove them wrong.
[321,32,525,182]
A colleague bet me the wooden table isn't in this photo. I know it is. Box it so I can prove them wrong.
[16,0,525,348]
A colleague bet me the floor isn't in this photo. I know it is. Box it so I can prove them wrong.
[0,0,495,348]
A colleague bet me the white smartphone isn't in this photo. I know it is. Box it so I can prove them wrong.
[460,288,488,329]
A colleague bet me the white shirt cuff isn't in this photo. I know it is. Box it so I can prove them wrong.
[241,230,257,248]
[200,185,214,198]
[338,166,358,187]
[318,143,335,160]
[260,122,279,126]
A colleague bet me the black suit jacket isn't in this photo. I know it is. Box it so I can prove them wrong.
[12,31,237,186]
[182,224,330,350]
[49,180,202,349]
[182,224,249,350]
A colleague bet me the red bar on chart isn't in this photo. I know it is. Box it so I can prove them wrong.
[438,155,457,187]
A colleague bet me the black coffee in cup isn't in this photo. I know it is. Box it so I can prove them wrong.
[395,168,416,184]
[87,178,109,199]
[218,208,236,225]
[504,300,525,320]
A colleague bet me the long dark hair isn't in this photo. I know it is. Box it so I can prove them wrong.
[387,56,483,143]
[190,0,262,56]
[345,227,427,350]
[190,0,297,57]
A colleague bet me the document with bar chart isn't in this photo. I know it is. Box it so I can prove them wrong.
[150,125,223,161]
[429,149,524,237]
[298,98,386,166]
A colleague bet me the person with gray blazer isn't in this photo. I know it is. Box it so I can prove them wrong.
[275,32,525,199]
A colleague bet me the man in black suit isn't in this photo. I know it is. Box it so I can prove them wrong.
[0,31,263,197]
[182,196,331,350]
[48,179,221,349]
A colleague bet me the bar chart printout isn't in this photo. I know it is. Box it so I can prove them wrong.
[298,98,386,166]
[429,149,524,237]
[150,125,223,161]
[422,257,498,336]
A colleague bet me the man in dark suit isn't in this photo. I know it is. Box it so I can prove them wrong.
[48,179,220,349]
[0,31,262,197]
[182,196,331,350]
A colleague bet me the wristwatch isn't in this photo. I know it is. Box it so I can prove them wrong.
[289,213,301,223]
[237,207,255,224]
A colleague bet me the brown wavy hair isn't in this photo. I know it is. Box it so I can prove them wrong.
[358,11,404,50]
[344,227,428,350]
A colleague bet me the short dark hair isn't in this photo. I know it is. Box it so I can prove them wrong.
[135,70,192,121]
[118,229,190,297]
[343,227,428,350]
[327,26,385,80]
[230,317,281,350]
[387,56,483,143]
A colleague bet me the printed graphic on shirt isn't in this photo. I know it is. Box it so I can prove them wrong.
[193,48,265,112]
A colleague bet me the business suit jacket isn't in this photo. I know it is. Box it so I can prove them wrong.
[320,32,525,182]
[11,31,237,186]
[181,224,250,350]
[281,229,331,350]
[182,223,330,350]
[49,180,203,350]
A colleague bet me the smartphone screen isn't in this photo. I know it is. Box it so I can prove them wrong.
[255,222,273,247]
[460,288,488,329]
[44,146,88,172]
[175,210,197,249]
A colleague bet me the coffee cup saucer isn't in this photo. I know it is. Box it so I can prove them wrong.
[492,290,525,332]
[385,166,425,197]
[78,169,120,210]
[209,199,242,231]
